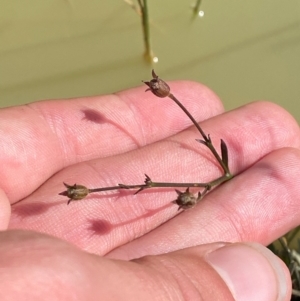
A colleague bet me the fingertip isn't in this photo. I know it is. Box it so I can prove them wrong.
[206,242,291,301]
[240,101,300,148]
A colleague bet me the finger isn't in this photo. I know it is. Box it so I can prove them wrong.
[10,101,300,255]
[1,81,223,203]
[108,147,300,259]
[0,230,291,301]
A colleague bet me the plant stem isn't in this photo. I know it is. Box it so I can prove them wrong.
[193,0,202,15]
[168,93,231,176]
[62,173,230,206]
[137,0,153,61]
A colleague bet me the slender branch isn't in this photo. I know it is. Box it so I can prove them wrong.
[192,0,202,15]
[90,175,228,196]
[168,93,230,175]
[137,0,153,62]
[124,0,153,62]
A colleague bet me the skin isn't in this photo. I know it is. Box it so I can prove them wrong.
[0,81,299,300]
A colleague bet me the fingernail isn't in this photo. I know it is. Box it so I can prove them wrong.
[205,242,290,301]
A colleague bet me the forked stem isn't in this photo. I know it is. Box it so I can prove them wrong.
[60,70,233,210]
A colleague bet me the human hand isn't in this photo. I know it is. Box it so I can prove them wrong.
[1,80,300,300]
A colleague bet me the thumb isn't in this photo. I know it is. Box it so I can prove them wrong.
[131,242,291,301]
[0,231,291,301]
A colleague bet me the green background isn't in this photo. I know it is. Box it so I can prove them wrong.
[1,1,299,121]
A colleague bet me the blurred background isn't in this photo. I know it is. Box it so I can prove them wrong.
[0,0,299,122]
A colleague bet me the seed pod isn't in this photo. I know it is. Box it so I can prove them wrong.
[173,188,200,210]
[59,183,89,204]
[143,69,170,98]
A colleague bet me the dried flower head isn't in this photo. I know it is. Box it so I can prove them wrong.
[143,69,170,98]
[59,183,89,204]
[173,188,201,210]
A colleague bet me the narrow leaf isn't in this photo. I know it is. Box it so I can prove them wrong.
[221,139,229,169]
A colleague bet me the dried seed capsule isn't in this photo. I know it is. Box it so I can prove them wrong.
[173,188,200,210]
[143,69,170,98]
[59,183,89,204]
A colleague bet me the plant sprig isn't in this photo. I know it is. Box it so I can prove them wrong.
[123,0,153,62]
[123,1,203,62]
[59,70,233,210]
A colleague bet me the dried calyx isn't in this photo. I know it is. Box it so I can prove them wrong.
[59,183,89,205]
[173,188,201,210]
[60,70,233,209]
[143,69,170,98]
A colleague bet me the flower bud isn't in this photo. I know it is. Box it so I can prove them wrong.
[59,183,89,204]
[143,69,170,98]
